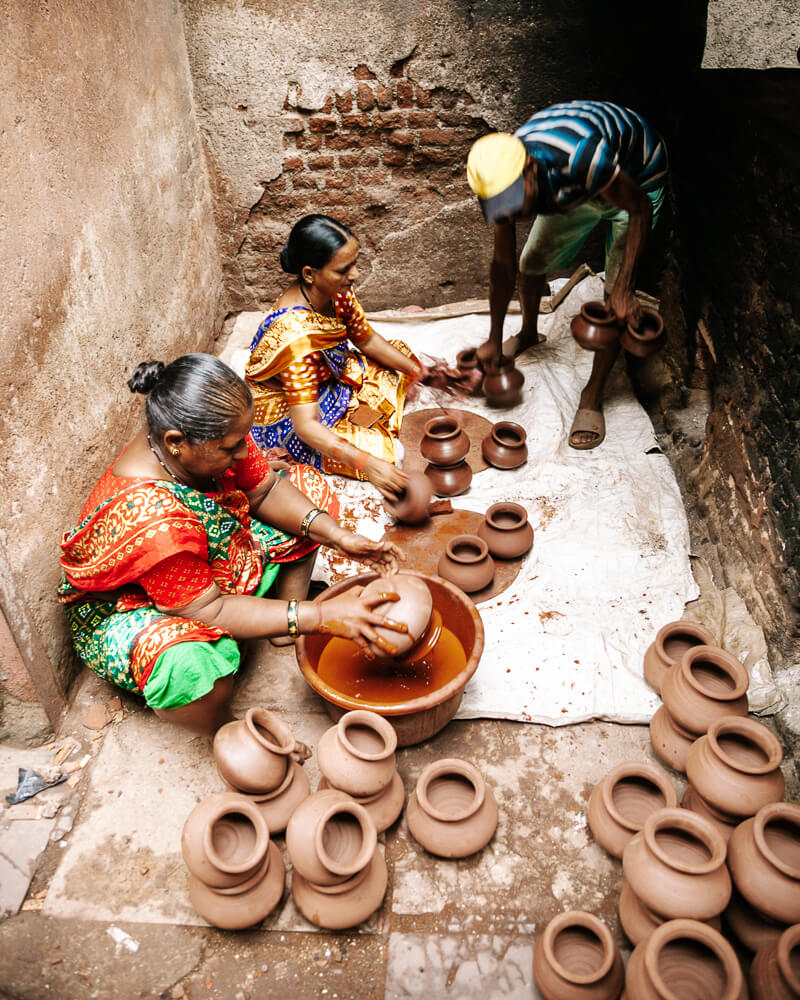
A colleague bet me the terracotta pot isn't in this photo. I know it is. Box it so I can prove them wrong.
[570,301,620,352]
[406,757,498,857]
[661,645,749,737]
[624,918,746,1000]
[681,784,739,843]
[456,348,483,395]
[181,792,270,889]
[620,308,666,358]
[649,705,697,773]
[291,849,388,929]
[420,414,470,466]
[533,910,624,1000]
[241,759,311,835]
[360,572,433,658]
[481,355,525,407]
[436,535,495,593]
[643,620,716,695]
[383,471,433,525]
[424,459,472,497]
[685,715,785,821]
[187,838,285,930]
[724,887,787,952]
[214,708,299,795]
[319,772,405,834]
[316,710,398,797]
[481,421,528,469]
[618,880,722,946]
[285,789,377,887]
[749,922,800,999]
[622,807,731,921]
[588,761,679,859]
[727,801,800,925]
[477,501,534,560]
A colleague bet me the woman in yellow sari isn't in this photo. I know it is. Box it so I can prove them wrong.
[246,215,421,500]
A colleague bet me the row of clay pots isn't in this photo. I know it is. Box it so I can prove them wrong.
[571,300,666,358]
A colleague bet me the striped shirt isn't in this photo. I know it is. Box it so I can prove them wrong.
[515,101,668,214]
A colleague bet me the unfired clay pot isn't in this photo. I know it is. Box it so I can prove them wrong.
[681,784,739,843]
[727,801,800,926]
[477,502,534,560]
[661,645,749,737]
[587,761,679,859]
[649,705,697,773]
[533,910,624,1000]
[181,792,271,890]
[319,771,405,834]
[406,757,498,858]
[643,620,716,695]
[420,415,470,466]
[360,572,433,658]
[620,307,666,358]
[622,807,731,921]
[749,921,800,999]
[285,789,377,887]
[481,355,524,407]
[436,535,495,593]
[618,880,722,946]
[570,301,620,352]
[316,710,398,798]
[246,760,310,835]
[214,708,299,795]
[623,918,746,1000]
[725,886,787,953]
[481,421,528,469]
[424,459,473,497]
[383,471,433,525]
[187,838,285,929]
[291,849,388,929]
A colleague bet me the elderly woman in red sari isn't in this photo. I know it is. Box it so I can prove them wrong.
[59,354,406,736]
[245,214,421,501]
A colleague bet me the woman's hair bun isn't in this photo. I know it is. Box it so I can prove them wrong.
[279,244,296,274]
[127,360,166,395]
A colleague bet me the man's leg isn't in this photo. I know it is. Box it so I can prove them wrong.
[569,341,621,448]
[503,272,549,356]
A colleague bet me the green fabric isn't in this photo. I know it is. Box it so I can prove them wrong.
[143,636,241,709]
[254,560,281,596]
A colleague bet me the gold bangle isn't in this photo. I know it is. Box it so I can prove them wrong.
[287,599,300,638]
[300,507,326,537]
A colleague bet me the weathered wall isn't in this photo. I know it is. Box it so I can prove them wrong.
[0,0,224,739]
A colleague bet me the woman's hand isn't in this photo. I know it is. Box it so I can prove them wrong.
[364,456,408,501]
[335,531,404,575]
[316,586,408,656]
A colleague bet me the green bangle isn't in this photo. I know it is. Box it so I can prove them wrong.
[300,507,326,537]
[287,599,300,638]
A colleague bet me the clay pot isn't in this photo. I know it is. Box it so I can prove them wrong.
[424,459,472,497]
[727,801,800,926]
[620,307,666,358]
[214,708,299,795]
[643,620,716,695]
[285,789,377,887]
[587,761,679,859]
[624,918,746,1000]
[618,880,722,946]
[360,572,433,658]
[685,715,785,822]
[724,887,787,952]
[319,772,405,834]
[570,301,620,352]
[316,710,398,798]
[246,760,310,835]
[187,839,285,929]
[406,757,498,857]
[649,705,697,773]
[436,535,495,593]
[181,792,271,890]
[481,421,528,469]
[477,501,534,560]
[749,922,800,999]
[681,784,739,843]
[383,471,433,525]
[661,645,749,737]
[622,807,731,921]
[533,910,624,1000]
[481,355,525,407]
[420,414,470,466]
[291,849,388,929]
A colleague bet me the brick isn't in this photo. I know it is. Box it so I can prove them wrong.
[406,111,437,128]
[324,188,367,206]
[418,128,461,146]
[339,151,380,168]
[319,96,334,114]
[308,116,338,133]
[325,173,352,189]
[357,83,375,111]
[308,155,335,170]
[353,64,376,80]
[389,60,405,78]
[292,175,321,189]
[396,80,414,107]
[341,113,372,130]
[412,147,461,165]
[335,92,354,113]
[374,112,406,129]
[376,85,392,110]
[415,85,432,107]
[283,156,304,171]
[280,116,305,133]
[387,131,415,148]
[296,133,323,151]
[325,133,364,150]
[270,193,314,211]
[358,168,390,185]
[383,150,408,167]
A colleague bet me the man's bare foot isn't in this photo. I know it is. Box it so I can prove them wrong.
[503,331,547,358]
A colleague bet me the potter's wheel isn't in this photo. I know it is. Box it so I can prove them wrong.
[400,408,492,474]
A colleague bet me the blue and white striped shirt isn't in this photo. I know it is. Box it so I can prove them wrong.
[515,101,668,214]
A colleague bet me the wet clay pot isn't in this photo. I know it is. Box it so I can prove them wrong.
[406,757,498,857]
[622,807,731,921]
[424,459,473,497]
[383,471,433,525]
[285,789,377,887]
[724,887,787,953]
[291,848,388,930]
[187,838,285,930]
[623,918,746,1000]
[316,710,398,798]
[456,348,483,395]
[643,620,716,695]
[436,535,495,593]
[681,784,739,843]
[727,801,800,926]
[620,307,666,358]
[570,301,620,352]
[214,708,299,795]
[181,792,271,890]
[618,880,722,947]
[749,922,800,999]
[360,572,433,658]
[477,502,534,560]
[685,715,785,822]
[481,420,528,469]
[319,771,405,834]
[649,705,697,773]
[481,355,525,407]
[661,645,749,737]
[420,414,470,466]
[587,761,679,859]
[246,760,310,835]
[533,910,624,1000]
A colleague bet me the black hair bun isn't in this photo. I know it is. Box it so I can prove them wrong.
[279,244,296,274]
[127,361,165,395]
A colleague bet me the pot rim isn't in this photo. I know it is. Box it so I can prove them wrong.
[201,794,270,874]
[337,709,398,760]
[490,421,526,446]
[678,645,749,701]
[642,807,727,874]
[251,758,299,802]
[422,414,463,440]
[244,707,296,756]
[580,299,618,325]
[753,801,800,879]
[415,757,486,822]
[314,798,376,877]
[643,918,742,1000]
[706,715,783,774]
[484,501,528,531]
[599,762,677,832]
[654,620,716,666]
[626,306,665,342]
[541,909,615,985]
[445,534,489,564]
[777,923,800,993]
